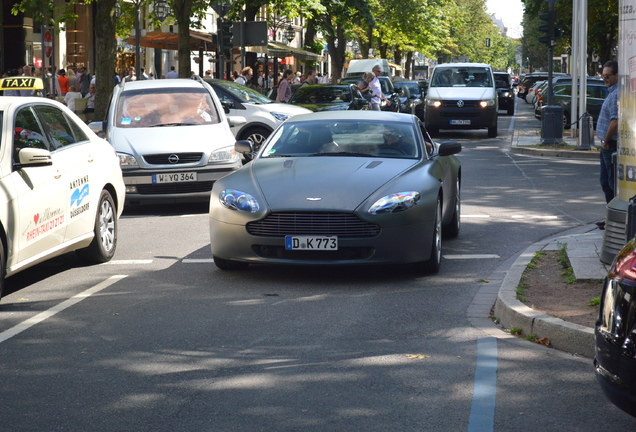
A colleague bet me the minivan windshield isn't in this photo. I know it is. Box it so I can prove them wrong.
[430,66,493,88]
[115,88,221,128]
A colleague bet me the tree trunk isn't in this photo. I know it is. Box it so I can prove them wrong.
[94,0,117,121]
[405,51,414,79]
[173,0,193,78]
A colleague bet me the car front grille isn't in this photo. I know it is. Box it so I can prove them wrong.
[246,212,381,238]
[135,181,213,195]
[442,100,481,108]
[143,153,204,165]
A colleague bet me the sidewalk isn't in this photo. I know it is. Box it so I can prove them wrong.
[479,118,608,358]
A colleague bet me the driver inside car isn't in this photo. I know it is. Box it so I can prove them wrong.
[379,125,415,156]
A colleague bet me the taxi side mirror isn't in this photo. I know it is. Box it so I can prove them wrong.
[14,147,53,169]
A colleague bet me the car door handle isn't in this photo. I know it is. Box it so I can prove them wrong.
[54,171,62,179]
[87,157,94,163]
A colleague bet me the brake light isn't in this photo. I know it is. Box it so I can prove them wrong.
[610,239,636,284]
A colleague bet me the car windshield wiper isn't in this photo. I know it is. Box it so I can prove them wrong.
[263,154,297,158]
[310,152,375,157]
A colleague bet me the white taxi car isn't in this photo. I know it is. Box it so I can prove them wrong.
[0,78,125,301]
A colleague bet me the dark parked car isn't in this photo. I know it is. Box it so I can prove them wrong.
[288,84,369,111]
[394,80,425,119]
[518,72,568,100]
[340,76,401,112]
[595,238,636,417]
[493,72,515,115]
[536,81,608,128]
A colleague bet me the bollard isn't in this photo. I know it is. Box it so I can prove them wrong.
[541,105,564,145]
[627,196,636,242]
[579,113,594,150]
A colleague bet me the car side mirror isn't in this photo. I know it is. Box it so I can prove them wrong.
[221,100,233,114]
[235,139,254,162]
[438,141,462,156]
[14,147,53,169]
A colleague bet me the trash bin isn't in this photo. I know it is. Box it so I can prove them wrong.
[579,113,594,150]
[541,105,564,145]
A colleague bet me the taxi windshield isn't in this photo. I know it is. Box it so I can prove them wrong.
[114,88,221,128]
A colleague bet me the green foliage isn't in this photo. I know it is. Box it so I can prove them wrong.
[588,297,601,307]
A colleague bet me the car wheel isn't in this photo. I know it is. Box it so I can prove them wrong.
[443,178,461,239]
[488,125,498,138]
[77,190,117,263]
[420,198,442,274]
[213,256,248,270]
[240,127,270,152]
[563,111,571,130]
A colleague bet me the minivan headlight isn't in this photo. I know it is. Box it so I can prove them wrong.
[479,99,496,108]
[426,99,442,108]
[117,152,139,167]
[209,146,239,163]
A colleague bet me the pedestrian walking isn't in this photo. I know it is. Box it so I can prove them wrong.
[166,66,179,79]
[276,69,293,103]
[57,69,70,95]
[596,60,619,230]
[369,64,391,111]
[235,67,252,86]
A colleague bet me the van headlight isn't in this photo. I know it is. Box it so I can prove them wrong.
[209,146,239,163]
[479,99,496,108]
[117,152,139,168]
[426,99,442,108]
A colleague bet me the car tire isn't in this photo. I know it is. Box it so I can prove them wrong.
[420,197,442,275]
[76,190,117,264]
[240,127,270,153]
[563,111,571,130]
[443,178,461,239]
[488,125,498,138]
[213,256,248,270]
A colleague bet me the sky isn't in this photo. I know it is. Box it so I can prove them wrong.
[487,0,524,38]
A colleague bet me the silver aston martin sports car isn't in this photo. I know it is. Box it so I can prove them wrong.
[209,111,461,273]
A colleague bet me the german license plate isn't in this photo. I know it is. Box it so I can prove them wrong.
[285,236,338,251]
[450,119,471,125]
[152,172,197,183]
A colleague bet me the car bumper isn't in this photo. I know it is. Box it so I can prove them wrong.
[425,105,497,129]
[122,164,240,203]
[210,216,435,266]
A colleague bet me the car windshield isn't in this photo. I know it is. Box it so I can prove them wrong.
[290,86,352,104]
[260,119,421,159]
[212,80,272,104]
[430,66,493,88]
[400,82,421,95]
[115,88,221,128]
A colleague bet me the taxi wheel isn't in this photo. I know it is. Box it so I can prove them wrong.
[77,190,117,263]
[0,238,5,301]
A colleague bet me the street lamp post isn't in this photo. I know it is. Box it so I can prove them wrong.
[285,24,295,44]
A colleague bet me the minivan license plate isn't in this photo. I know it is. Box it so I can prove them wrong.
[285,236,338,251]
[152,172,197,183]
[450,119,471,125]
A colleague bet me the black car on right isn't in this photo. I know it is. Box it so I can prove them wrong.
[595,238,636,418]
[493,72,515,115]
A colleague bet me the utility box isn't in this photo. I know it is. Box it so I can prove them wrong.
[579,113,594,150]
[541,105,564,145]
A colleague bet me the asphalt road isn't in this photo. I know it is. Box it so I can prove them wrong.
[1,99,635,431]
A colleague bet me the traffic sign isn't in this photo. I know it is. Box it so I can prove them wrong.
[44,30,52,58]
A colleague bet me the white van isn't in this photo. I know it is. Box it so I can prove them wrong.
[424,63,498,137]
[345,59,390,78]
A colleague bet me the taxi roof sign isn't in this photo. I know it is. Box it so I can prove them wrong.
[0,77,44,91]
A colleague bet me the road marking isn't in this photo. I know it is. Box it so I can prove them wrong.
[444,254,500,259]
[468,337,498,432]
[463,215,491,218]
[510,215,558,219]
[182,259,214,263]
[104,260,153,265]
[0,275,127,345]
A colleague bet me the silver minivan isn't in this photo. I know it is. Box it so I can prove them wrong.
[424,62,498,137]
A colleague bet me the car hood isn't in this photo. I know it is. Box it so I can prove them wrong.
[427,87,494,100]
[251,157,417,210]
[110,123,234,155]
[252,102,311,116]
[292,102,351,112]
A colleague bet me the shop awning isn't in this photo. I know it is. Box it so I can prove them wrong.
[126,29,215,51]
[247,42,324,61]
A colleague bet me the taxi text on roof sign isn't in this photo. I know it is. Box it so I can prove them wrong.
[0,77,44,90]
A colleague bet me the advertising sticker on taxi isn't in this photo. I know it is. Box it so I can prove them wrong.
[152,172,197,183]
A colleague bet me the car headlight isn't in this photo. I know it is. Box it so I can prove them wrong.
[426,99,442,108]
[369,191,421,215]
[479,99,496,108]
[117,152,139,168]
[219,189,260,212]
[209,145,239,163]
[502,92,510,98]
[270,112,290,122]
